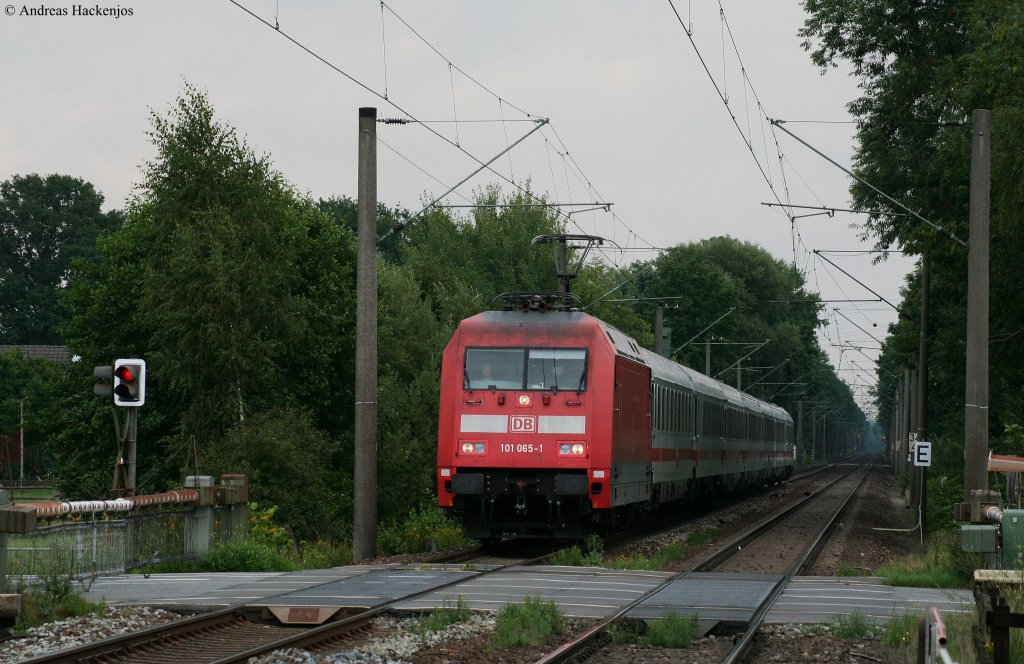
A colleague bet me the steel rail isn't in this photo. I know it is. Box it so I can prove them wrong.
[23,549,556,663]
[722,464,871,663]
[532,463,866,663]
[20,608,265,663]
[212,550,558,663]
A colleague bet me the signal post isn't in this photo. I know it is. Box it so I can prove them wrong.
[95,359,146,496]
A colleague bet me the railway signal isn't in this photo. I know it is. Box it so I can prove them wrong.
[94,365,113,399]
[112,359,146,407]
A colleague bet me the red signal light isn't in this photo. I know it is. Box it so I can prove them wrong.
[113,359,146,407]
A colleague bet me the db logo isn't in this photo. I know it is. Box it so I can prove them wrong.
[509,415,536,433]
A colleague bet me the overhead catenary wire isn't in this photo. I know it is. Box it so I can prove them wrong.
[770,119,966,247]
[229,0,569,239]
[376,0,653,259]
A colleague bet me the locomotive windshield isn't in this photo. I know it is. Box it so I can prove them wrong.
[464,347,587,392]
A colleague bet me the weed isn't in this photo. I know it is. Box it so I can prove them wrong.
[378,505,471,555]
[248,503,293,553]
[493,596,563,648]
[686,529,717,547]
[299,540,352,568]
[644,612,699,648]
[10,574,105,634]
[201,539,296,572]
[605,621,641,645]
[418,595,471,633]
[549,535,604,567]
[882,613,918,647]
[549,545,587,566]
[605,542,687,571]
[877,531,977,588]
[833,611,879,639]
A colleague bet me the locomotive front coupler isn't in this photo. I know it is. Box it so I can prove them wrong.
[514,493,528,514]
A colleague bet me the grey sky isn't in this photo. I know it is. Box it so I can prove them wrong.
[1,1,914,417]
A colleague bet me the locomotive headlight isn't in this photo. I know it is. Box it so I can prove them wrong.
[461,443,474,454]
[459,441,486,455]
[474,442,486,453]
[557,441,586,457]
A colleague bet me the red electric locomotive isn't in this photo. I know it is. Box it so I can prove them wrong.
[436,294,794,540]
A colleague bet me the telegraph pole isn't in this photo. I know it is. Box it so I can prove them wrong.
[916,255,930,535]
[354,107,379,561]
[964,109,991,498]
[18,398,24,483]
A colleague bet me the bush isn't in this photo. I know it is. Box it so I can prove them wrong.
[644,612,698,648]
[248,503,294,552]
[201,539,296,572]
[377,504,470,555]
[299,540,352,568]
[12,577,105,634]
[199,409,346,542]
[494,596,563,647]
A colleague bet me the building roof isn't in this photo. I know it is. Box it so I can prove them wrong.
[0,345,72,364]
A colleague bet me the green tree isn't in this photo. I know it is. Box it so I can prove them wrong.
[200,408,345,541]
[65,84,357,440]
[0,350,66,480]
[0,174,122,344]
[59,84,358,513]
[630,236,863,451]
[802,1,1024,481]
[397,184,563,312]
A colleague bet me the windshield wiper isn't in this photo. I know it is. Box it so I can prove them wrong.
[576,364,587,393]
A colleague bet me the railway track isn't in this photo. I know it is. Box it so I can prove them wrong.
[21,463,870,663]
[21,549,559,663]
[534,462,872,664]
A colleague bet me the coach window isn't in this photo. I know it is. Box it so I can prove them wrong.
[464,348,525,390]
[526,348,587,391]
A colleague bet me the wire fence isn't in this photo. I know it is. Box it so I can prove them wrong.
[3,505,246,586]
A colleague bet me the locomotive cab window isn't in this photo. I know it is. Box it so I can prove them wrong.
[464,348,526,390]
[464,347,587,391]
[527,348,586,391]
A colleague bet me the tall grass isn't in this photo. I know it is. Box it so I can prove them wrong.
[8,569,105,634]
[881,611,978,664]
[377,505,472,555]
[418,595,471,633]
[549,534,604,566]
[833,611,879,638]
[493,596,563,647]
[644,612,699,648]
[876,531,978,588]
[201,539,296,572]
[605,542,686,571]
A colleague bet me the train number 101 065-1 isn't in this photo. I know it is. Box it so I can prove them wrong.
[500,443,543,453]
